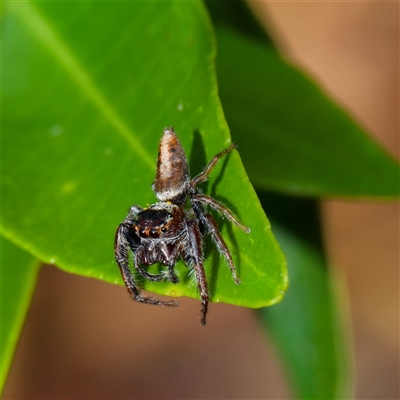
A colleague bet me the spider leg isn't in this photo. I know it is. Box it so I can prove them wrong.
[192,194,251,233]
[134,247,165,283]
[197,210,241,285]
[134,245,180,284]
[114,223,178,307]
[186,220,209,325]
[124,205,143,223]
[160,244,180,284]
[190,143,237,188]
[167,265,179,284]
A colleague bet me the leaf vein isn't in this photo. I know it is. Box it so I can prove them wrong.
[11,2,153,168]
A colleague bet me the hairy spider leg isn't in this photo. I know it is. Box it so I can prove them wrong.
[192,194,251,233]
[186,220,209,325]
[126,204,143,220]
[190,143,237,188]
[160,244,181,284]
[114,223,178,307]
[167,264,179,284]
[134,247,165,282]
[192,204,241,285]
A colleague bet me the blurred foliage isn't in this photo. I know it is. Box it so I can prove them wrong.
[0,238,40,393]
[216,27,399,198]
[258,194,352,399]
[207,1,396,399]
[1,0,398,398]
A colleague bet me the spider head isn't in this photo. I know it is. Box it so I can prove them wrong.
[134,203,185,239]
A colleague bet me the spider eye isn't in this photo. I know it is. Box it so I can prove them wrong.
[167,213,173,219]
[161,227,167,233]
[150,229,159,238]
[139,228,146,237]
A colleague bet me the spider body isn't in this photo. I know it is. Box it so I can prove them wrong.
[114,127,250,325]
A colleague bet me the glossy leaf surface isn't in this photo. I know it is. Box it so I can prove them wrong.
[0,238,40,393]
[2,2,287,307]
[216,27,399,199]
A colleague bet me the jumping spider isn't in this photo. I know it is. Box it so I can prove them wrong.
[114,127,250,325]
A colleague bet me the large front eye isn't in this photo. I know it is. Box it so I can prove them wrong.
[150,229,159,238]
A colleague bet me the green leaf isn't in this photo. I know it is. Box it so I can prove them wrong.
[205,0,275,46]
[2,2,287,308]
[0,238,40,393]
[258,193,352,399]
[216,27,400,199]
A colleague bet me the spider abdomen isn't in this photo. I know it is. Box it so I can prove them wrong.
[152,127,190,204]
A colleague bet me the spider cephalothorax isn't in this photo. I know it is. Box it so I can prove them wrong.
[114,127,250,325]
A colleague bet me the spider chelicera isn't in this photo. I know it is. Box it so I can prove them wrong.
[114,127,250,325]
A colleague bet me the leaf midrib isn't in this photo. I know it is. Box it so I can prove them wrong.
[9,2,154,168]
